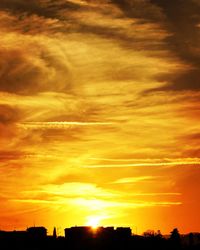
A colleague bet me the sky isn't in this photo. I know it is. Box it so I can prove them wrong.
[0,0,200,235]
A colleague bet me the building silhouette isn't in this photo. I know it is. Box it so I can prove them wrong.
[65,226,93,240]
[27,226,47,239]
[53,227,57,238]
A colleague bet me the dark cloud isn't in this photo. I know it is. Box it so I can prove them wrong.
[0,0,49,16]
[0,0,80,18]
[0,0,165,47]
[0,104,23,146]
[150,0,200,91]
[111,0,163,22]
[112,0,200,92]
[154,68,200,91]
[0,46,72,95]
[0,104,20,124]
[0,104,23,145]
[0,48,44,95]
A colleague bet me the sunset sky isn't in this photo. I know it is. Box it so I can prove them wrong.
[0,0,200,235]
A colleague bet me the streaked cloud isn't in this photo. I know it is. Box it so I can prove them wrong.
[14,198,181,208]
[113,176,158,184]
[84,158,200,168]
[18,121,114,129]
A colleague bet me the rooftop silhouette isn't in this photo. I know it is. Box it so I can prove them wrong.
[0,225,199,250]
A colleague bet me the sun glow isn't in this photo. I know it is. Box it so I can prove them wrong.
[86,216,102,229]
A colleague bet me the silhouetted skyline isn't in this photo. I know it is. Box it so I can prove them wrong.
[0,224,200,250]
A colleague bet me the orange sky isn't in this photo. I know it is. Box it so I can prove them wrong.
[0,0,200,235]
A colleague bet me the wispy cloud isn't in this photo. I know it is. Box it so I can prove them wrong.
[18,121,114,129]
[84,158,200,168]
[12,198,182,208]
[130,192,181,197]
[112,176,157,184]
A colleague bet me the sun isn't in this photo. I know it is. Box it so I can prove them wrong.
[86,216,102,229]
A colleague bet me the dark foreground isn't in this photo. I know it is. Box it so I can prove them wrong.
[0,235,200,250]
[0,227,200,250]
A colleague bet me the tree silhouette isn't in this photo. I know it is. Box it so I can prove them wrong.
[170,228,181,248]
